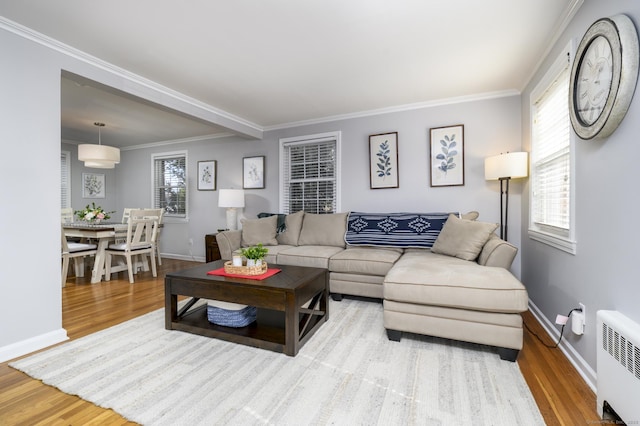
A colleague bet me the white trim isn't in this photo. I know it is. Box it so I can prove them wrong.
[151,150,188,220]
[0,16,262,140]
[529,42,577,254]
[62,133,236,151]
[267,90,519,131]
[279,131,342,213]
[527,300,596,392]
[0,329,68,363]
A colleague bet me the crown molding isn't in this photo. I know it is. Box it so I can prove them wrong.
[264,89,520,131]
[62,132,236,151]
[0,16,263,139]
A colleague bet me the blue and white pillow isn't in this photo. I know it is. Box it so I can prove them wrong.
[345,212,457,248]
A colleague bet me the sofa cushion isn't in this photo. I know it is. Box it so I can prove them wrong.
[477,233,518,269]
[297,213,348,248]
[276,245,344,269]
[383,251,528,313]
[345,212,454,248]
[276,211,305,246]
[329,247,402,276]
[241,215,278,247]
[431,214,498,261]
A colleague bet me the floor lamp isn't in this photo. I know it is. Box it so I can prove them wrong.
[218,189,245,230]
[484,152,528,241]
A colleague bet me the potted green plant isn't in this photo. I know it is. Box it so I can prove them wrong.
[240,243,269,267]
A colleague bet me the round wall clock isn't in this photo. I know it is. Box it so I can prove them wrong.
[569,14,639,140]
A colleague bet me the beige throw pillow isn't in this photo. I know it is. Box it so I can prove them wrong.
[431,214,498,261]
[276,211,305,246]
[461,211,479,220]
[241,215,278,247]
[297,212,348,248]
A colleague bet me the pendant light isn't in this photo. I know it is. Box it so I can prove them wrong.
[78,122,120,169]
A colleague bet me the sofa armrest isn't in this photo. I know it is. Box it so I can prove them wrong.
[477,234,517,269]
[216,230,242,260]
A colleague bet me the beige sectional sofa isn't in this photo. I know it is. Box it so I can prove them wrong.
[216,211,529,361]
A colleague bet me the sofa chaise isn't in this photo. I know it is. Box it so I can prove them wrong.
[216,211,529,361]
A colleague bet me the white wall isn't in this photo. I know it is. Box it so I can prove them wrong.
[521,0,640,386]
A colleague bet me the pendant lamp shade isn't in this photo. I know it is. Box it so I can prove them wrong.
[78,122,120,169]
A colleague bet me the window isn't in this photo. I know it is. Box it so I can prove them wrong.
[529,46,576,253]
[61,150,71,209]
[152,151,187,218]
[280,132,341,214]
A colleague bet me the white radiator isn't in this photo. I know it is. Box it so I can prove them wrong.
[596,310,640,423]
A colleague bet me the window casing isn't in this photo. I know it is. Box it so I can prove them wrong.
[61,150,71,209]
[280,132,341,214]
[529,45,576,254]
[152,151,187,219]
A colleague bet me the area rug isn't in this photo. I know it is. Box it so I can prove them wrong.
[11,298,544,425]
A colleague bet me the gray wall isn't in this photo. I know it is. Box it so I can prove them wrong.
[521,0,640,386]
[106,95,523,274]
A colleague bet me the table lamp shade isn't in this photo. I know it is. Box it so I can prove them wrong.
[484,152,528,180]
[218,189,245,208]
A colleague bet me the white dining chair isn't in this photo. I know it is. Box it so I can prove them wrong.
[61,227,97,287]
[121,207,140,224]
[105,212,158,284]
[61,207,75,224]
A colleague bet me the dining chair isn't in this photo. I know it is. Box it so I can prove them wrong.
[105,212,158,284]
[61,227,97,287]
[61,207,75,223]
[132,208,164,265]
[121,207,140,224]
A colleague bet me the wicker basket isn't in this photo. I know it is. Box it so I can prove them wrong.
[223,260,268,276]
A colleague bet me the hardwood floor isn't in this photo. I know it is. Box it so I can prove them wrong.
[1,259,601,425]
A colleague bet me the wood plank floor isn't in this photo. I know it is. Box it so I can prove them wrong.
[0,259,601,425]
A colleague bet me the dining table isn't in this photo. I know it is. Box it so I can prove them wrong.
[62,222,129,284]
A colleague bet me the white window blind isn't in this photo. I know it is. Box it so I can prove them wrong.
[281,134,339,214]
[530,48,575,253]
[152,152,187,217]
[61,151,71,209]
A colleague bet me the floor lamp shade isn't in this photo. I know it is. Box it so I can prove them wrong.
[484,152,528,180]
[218,189,245,230]
[484,152,528,242]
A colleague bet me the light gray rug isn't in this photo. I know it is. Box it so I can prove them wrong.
[11,298,544,425]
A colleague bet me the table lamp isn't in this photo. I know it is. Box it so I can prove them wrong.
[484,152,528,241]
[218,189,245,230]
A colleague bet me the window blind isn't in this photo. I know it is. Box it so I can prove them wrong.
[153,153,187,217]
[531,63,571,231]
[61,151,71,209]
[281,138,337,214]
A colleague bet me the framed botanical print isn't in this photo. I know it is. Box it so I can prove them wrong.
[430,125,464,187]
[197,160,217,191]
[82,173,105,198]
[243,156,265,189]
[369,132,399,189]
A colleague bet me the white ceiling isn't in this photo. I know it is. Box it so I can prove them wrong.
[0,1,577,147]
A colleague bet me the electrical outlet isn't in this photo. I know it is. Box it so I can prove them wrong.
[579,303,586,327]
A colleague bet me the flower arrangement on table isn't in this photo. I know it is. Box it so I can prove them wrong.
[75,202,115,223]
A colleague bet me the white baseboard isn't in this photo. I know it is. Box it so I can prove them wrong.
[160,253,206,263]
[0,329,68,363]
[527,301,597,392]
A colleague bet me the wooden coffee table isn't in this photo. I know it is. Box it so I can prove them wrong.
[165,260,329,356]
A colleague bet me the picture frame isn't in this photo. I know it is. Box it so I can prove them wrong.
[369,132,399,189]
[82,173,106,198]
[430,124,464,187]
[243,156,265,189]
[197,160,217,191]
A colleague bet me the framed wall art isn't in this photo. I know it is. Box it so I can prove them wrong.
[430,124,464,187]
[369,132,399,189]
[197,160,217,191]
[82,173,106,198]
[243,156,265,189]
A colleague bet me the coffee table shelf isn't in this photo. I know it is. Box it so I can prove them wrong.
[165,261,328,356]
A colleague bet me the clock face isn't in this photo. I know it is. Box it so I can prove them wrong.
[575,36,613,125]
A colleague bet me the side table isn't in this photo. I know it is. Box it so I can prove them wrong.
[205,233,221,262]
